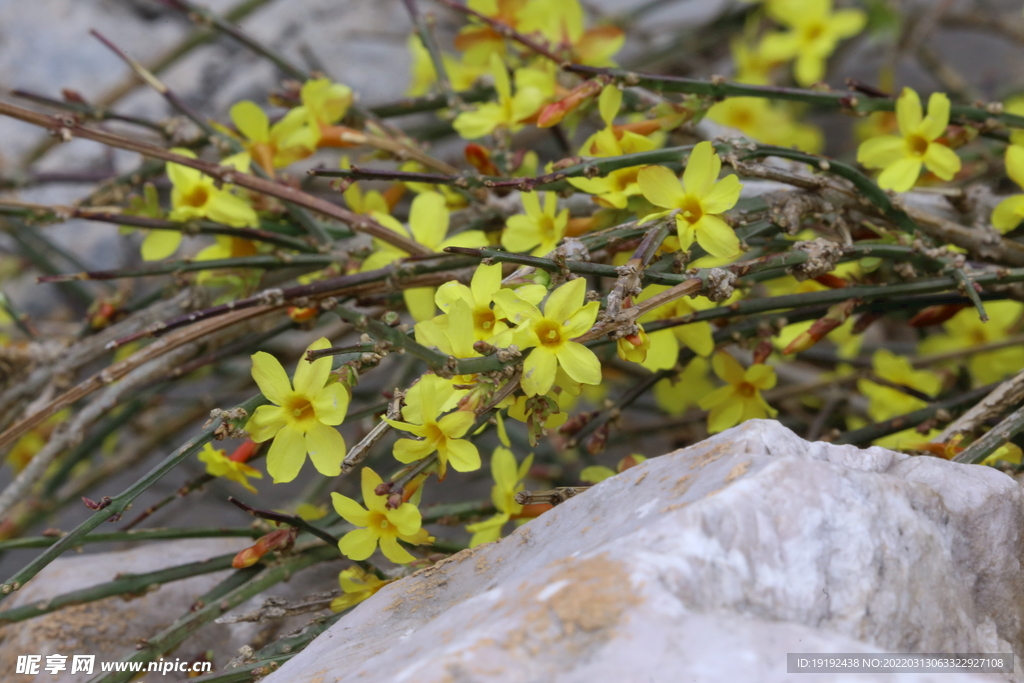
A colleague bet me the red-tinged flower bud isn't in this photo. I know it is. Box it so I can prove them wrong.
[82,496,111,510]
[513,503,553,519]
[288,306,318,323]
[783,298,858,355]
[617,454,645,472]
[374,481,394,497]
[558,411,593,436]
[231,528,295,569]
[813,273,848,289]
[62,88,87,104]
[229,440,259,463]
[383,183,406,211]
[752,339,774,365]
[464,143,499,176]
[537,80,603,128]
[909,304,968,327]
[585,423,610,455]
[851,311,882,334]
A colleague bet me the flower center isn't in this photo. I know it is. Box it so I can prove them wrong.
[285,395,315,422]
[736,381,757,398]
[680,195,704,223]
[423,421,446,445]
[182,185,211,208]
[906,134,929,157]
[535,319,564,348]
[474,307,496,332]
[802,21,826,42]
[368,511,392,533]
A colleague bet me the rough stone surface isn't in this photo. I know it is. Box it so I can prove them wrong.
[0,537,344,682]
[258,420,1024,683]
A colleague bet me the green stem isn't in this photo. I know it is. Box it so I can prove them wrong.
[91,544,339,683]
[38,253,337,282]
[0,394,266,603]
[0,553,239,625]
[953,404,1024,464]
[0,526,263,552]
[834,384,996,446]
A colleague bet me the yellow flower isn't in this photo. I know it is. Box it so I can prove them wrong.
[330,566,392,612]
[759,0,866,86]
[386,374,481,476]
[147,149,257,261]
[278,78,353,151]
[429,262,530,344]
[568,85,658,209]
[341,157,390,215]
[245,337,350,483]
[981,443,1023,467]
[228,100,313,174]
[196,442,263,493]
[453,54,545,140]
[466,446,534,547]
[6,409,68,473]
[501,191,568,256]
[361,192,487,321]
[638,141,743,259]
[654,358,714,416]
[635,285,715,371]
[332,467,429,564]
[707,97,823,153]
[406,34,485,97]
[857,349,942,421]
[494,278,602,396]
[918,301,1024,386]
[698,352,778,433]
[992,145,1024,233]
[856,87,961,192]
[518,0,624,66]
[580,454,647,483]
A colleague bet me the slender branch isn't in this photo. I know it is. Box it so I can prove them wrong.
[228,496,341,547]
[0,98,431,255]
[0,526,262,551]
[954,404,1024,464]
[832,384,995,446]
[0,553,239,625]
[0,393,265,601]
[402,0,461,110]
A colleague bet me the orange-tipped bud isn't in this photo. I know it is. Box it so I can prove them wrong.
[288,306,319,322]
[229,440,259,464]
[514,503,553,519]
[464,143,500,176]
[813,273,848,289]
[232,528,295,569]
[316,124,363,148]
[909,303,968,327]
[566,216,598,237]
[537,80,603,128]
[782,298,859,355]
[612,119,662,137]
[383,183,406,210]
[752,339,774,365]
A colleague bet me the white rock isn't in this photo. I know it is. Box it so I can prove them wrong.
[259,420,1024,683]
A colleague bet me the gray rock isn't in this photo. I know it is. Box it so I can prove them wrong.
[0,537,343,682]
[258,420,1024,683]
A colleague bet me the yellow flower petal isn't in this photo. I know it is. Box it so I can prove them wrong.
[445,437,481,472]
[876,157,922,192]
[555,341,602,385]
[896,88,923,137]
[251,351,292,404]
[246,404,288,442]
[919,92,951,141]
[266,423,305,483]
[379,534,416,564]
[305,421,345,476]
[522,346,558,396]
[231,101,270,143]
[693,215,740,259]
[923,143,960,181]
[638,165,685,209]
[338,528,379,561]
[293,337,332,396]
[683,141,719,198]
[331,492,370,527]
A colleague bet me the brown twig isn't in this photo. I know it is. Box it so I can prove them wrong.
[0,98,431,256]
